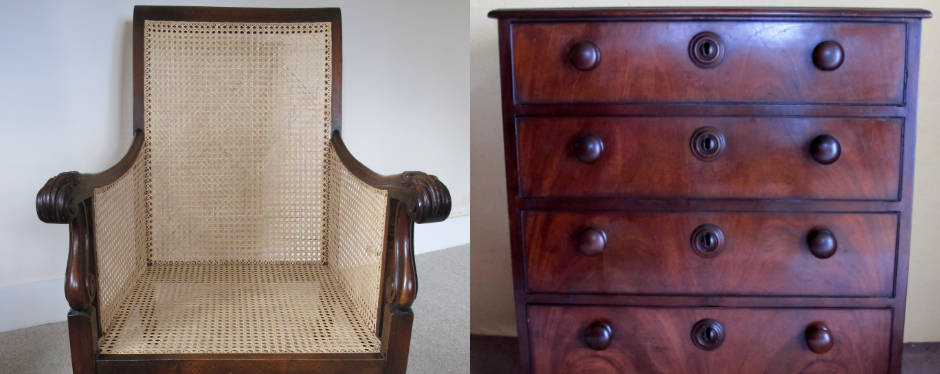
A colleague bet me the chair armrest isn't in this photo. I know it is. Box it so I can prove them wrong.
[36,130,145,314]
[329,130,451,315]
[330,130,451,223]
[37,131,145,224]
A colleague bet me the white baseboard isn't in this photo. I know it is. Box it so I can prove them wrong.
[0,215,469,333]
[414,215,470,255]
[0,277,68,333]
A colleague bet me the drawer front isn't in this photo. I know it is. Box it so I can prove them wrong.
[524,212,897,296]
[528,305,891,374]
[516,117,901,199]
[511,21,905,104]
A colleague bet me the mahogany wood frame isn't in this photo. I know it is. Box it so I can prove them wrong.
[36,6,450,374]
[490,7,929,374]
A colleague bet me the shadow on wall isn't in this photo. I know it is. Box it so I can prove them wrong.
[109,20,134,163]
[469,9,516,337]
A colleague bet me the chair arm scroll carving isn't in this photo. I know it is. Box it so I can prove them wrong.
[330,131,452,223]
[37,171,81,224]
[36,132,144,224]
[399,172,451,224]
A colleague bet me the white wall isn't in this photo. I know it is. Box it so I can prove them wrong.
[470,0,940,342]
[0,0,468,332]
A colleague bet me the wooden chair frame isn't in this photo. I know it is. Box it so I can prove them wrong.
[36,6,450,374]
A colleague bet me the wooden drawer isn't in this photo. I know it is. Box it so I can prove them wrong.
[516,117,901,199]
[511,21,905,104]
[524,211,897,297]
[527,305,891,374]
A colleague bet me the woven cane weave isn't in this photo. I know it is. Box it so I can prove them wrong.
[326,145,389,333]
[90,19,390,354]
[144,20,333,263]
[97,263,380,354]
[94,149,149,335]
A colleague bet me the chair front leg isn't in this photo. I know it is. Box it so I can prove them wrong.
[39,176,100,374]
[381,200,417,374]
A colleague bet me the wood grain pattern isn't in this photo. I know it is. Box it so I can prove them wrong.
[495,9,925,371]
[523,211,897,296]
[489,7,932,20]
[528,306,891,374]
[511,21,905,104]
[69,309,100,374]
[517,117,901,199]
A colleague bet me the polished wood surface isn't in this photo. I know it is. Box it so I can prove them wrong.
[511,21,905,104]
[492,8,927,373]
[489,7,933,19]
[805,322,835,354]
[524,211,897,296]
[527,306,891,374]
[471,335,940,374]
[516,117,901,199]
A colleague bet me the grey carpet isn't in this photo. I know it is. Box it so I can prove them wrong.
[0,244,470,374]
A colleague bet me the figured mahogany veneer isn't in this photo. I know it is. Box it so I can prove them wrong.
[512,21,905,105]
[524,211,897,296]
[528,306,891,374]
[517,117,901,199]
[491,7,928,374]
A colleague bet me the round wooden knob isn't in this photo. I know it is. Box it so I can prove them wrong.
[810,134,841,165]
[583,321,613,350]
[689,32,724,68]
[805,322,834,354]
[691,319,725,351]
[813,41,844,71]
[690,127,726,161]
[578,227,607,256]
[690,224,725,258]
[571,134,605,163]
[807,227,838,259]
[569,41,600,71]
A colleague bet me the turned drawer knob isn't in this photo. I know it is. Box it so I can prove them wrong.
[691,319,725,351]
[691,224,725,258]
[689,32,724,68]
[571,133,605,163]
[569,41,601,71]
[810,134,841,165]
[577,227,607,256]
[690,127,725,161]
[583,321,613,350]
[807,227,838,259]
[813,41,844,71]
[805,322,834,354]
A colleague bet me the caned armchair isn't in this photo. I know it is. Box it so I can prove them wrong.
[35,6,450,374]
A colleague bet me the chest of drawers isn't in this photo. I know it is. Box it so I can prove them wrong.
[489,8,930,374]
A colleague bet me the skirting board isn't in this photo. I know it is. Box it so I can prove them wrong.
[414,215,469,255]
[0,215,469,333]
[0,277,69,333]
